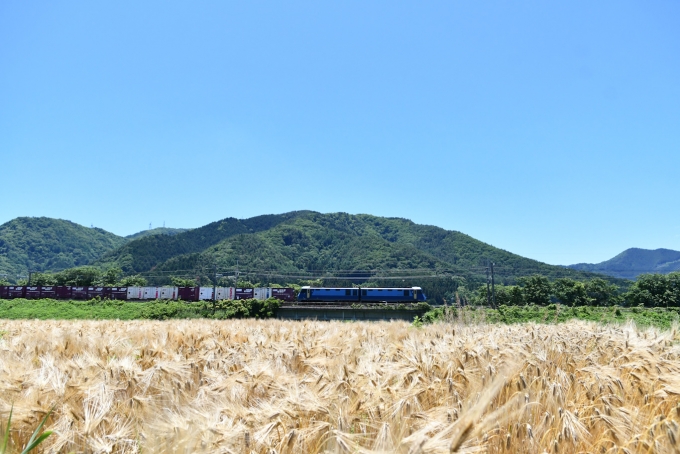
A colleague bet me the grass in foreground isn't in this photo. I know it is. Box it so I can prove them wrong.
[0,319,679,452]
[423,304,680,330]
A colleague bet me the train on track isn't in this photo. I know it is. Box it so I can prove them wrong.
[0,285,427,303]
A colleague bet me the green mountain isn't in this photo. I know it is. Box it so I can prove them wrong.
[0,217,127,278]
[126,227,190,240]
[569,248,680,279]
[132,212,619,298]
[2,212,626,302]
[95,211,310,273]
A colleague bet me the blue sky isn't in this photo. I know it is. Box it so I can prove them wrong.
[1,1,678,266]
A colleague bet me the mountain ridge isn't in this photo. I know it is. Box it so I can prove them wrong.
[1,212,631,294]
[568,247,680,279]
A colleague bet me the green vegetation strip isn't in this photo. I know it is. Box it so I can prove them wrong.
[420,304,680,330]
[0,298,282,321]
[2,298,680,330]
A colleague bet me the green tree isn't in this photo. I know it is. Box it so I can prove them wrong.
[118,275,148,287]
[171,276,197,287]
[553,278,589,306]
[626,274,675,307]
[100,268,122,286]
[585,278,621,306]
[30,273,57,286]
[519,275,552,306]
[54,266,102,286]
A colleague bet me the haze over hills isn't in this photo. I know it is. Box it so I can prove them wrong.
[568,248,680,279]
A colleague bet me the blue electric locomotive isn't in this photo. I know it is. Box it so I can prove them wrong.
[297,286,426,303]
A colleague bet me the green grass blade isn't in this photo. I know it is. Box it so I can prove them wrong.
[21,431,52,454]
[1,404,13,454]
[22,406,53,454]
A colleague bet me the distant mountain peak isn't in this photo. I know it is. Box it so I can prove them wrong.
[568,247,680,279]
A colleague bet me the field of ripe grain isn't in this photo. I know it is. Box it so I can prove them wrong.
[1,320,679,453]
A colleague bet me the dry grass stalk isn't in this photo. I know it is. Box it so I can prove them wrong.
[0,319,678,453]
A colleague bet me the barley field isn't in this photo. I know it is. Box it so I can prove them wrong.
[0,319,679,453]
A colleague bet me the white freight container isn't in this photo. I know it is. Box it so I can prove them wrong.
[199,287,214,300]
[143,287,159,300]
[254,287,272,300]
[159,287,178,300]
[127,287,143,299]
[215,287,235,300]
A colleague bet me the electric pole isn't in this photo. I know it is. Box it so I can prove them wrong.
[490,262,496,309]
[213,264,217,314]
[486,266,491,307]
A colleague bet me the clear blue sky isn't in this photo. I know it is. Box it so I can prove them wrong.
[1,1,678,266]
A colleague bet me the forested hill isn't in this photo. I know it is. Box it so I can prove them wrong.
[94,211,312,273]
[0,217,127,277]
[125,227,190,240]
[569,248,680,279]
[106,211,616,286]
[2,212,626,290]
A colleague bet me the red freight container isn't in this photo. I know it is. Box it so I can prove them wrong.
[87,287,106,298]
[105,287,128,300]
[39,286,57,298]
[71,287,88,299]
[7,286,26,298]
[25,286,41,298]
[55,286,72,299]
[271,288,296,302]
[235,288,254,300]
[178,287,200,301]
[0,286,8,299]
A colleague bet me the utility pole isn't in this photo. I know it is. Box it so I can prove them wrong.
[28,270,33,285]
[212,264,217,315]
[490,262,496,309]
[486,266,491,307]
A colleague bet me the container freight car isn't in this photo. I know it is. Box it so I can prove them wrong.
[39,286,57,298]
[254,288,271,300]
[55,286,72,299]
[106,287,128,300]
[71,287,89,299]
[216,287,235,300]
[127,287,143,300]
[235,288,254,300]
[143,287,159,300]
[0,285,304,304]
[271,288,296,302]
[88,287,106,298]
[25,287,41,299]
[198,287,214,301]
[7,286,26,298]
[178,287,199,301]
[159,287,178,300]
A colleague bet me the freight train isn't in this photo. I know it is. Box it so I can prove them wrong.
[0,286,296,301]
[0,285,427,303]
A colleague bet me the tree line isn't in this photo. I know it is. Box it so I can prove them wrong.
[458,273,680,308]
[0,267,147,287]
